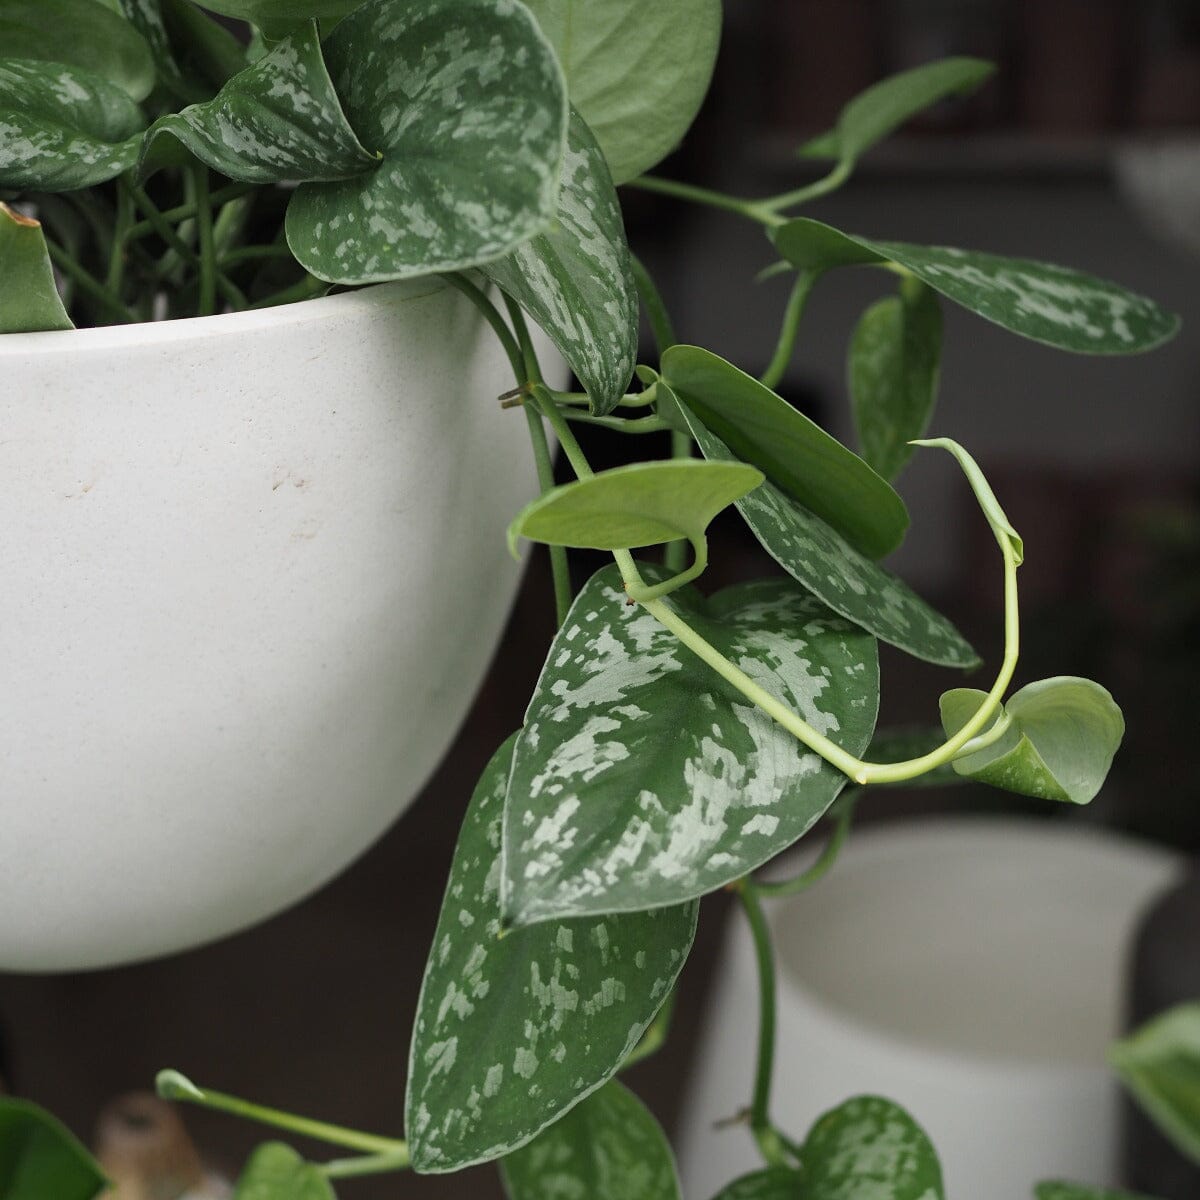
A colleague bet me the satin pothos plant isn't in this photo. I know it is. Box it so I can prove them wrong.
[0,1,1184,1197]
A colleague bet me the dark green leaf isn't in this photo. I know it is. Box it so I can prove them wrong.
[482,111,637,415]
[660,346,908,559]
[773,218,1180,355]
[521,0,721,184]
[500,1081,679,1200]
[709,1167,802,1199]
[140,22,376,184]
[501,564,878,926]
[0,1097,109,1200]
[0,0,156,101]
[849,278,942,481]
[285,0,567,284]
[1034,1184,1163,1200]
[0,203,73,332]
[190,0,359,21]
[676,404,978,669]
[1109,1003,1200,1166]
[233,1143,334,1199]
[801,1095,944,1200]
[406,737,697,1173]
[940,676,1124,804]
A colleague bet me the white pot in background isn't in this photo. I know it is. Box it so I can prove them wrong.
[1,281,544,972]
[680,818,1181,1199]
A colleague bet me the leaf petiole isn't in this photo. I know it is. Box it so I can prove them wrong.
[625,175,782,227]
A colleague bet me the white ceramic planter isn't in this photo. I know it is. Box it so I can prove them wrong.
[1,281,545,972]
[680,818,1181,1200]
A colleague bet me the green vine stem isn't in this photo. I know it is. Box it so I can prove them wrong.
[760,159,854,213]
[756,791,859,899]
[44,240,137,325]
[443,273,525,381]
[559,410,671,435]
[760,269,821,391]
[319,1150,413,1180]
[525,404,573,627]
[189,166,217,317]
[625,176,781,227]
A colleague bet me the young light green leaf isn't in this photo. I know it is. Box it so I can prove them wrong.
[500,1081,680,1200]
[1109,1003,1200,1166]
[660,346,909,559]
[0,1097,110,1200]
[0,204,73,332]
[708,1167,803,1199]
[139,22,377,184]
[801,1095,944,1200]
[799,58,994,165]
[285,0,568,284]
[1034,1184,1164,1200]
[482,111,637,415]
[850,279,942,481]
[521,0,721,185]
[0,59,143,192]
[0,0,156,102]
[407,736,697,1174]
[233,1143,334,1200]
[501,564,878,927]
[773,218,1180,355]
[675,401,978,669]
[940,676,1124,804]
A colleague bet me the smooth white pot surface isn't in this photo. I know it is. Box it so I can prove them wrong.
[679,818,1181,1200]
[1,282,543,971]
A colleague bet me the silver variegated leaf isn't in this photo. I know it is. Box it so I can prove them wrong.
[501,564,878,927]
[406,736,697,1174]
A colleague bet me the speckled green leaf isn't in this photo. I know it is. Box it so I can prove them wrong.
[675,402,978,669]
[774,218,1179,355]
[285,0,567,284]
[709,1167,802,1199]
[233,1143,334,1200]
[1034,1184,1162,1200]
[140,22,376,184]
[190,0,358,21]
[482,111,637,415]
[801,1096,944,1200]
[521,0,721,184]
[1110,1003,1200,1165]
[0,0,156,101]
[122,0,250,103]
[0,1097,109,1200]
[500,1081,679,1200]
[0,59,142,192]
[0,203,73,332]
[407,737,697,1174]
[941,677,1124,804]
[661,346,909,559]
[850,279,942,482]
[501,563,878,927]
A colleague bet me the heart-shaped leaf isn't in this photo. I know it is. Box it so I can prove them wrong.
[1109,1003,1200,1166]
[674,402,977,669]
[0,0,156,101]
[189,0,359,21]
[406,736,697,1173]
[500,1081,680,1200]
[501,564,878,927]
[482,111,637,415]
[849,278,942,482]
[660,346,909,559]
[140,22,377,184]
[285,0,567,284]
[773,218,1180,355]
[0,59,143,192]
[801,1096,943,1200]
[940,676,1124,804]
[800,57,994,165]
[233,1143,334,1199]
[0,1098,109,1200]
[0,204,73,332]
[1034,1185,1163,1200]
[521,0,721,185]
[709,1168,803,1199]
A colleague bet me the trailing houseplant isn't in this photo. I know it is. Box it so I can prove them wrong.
[0,1,1188,1196]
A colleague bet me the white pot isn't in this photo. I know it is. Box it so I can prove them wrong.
[1,281,543,972]
[679,817,1181,1199]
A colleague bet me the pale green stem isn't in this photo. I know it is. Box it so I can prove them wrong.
[319,1149,411,1179]
[625,176,782,227]
[525,404,573,628]
[760,270,820,391]
[763,158,854,212]
[560,411,671,434]
[550,389,656,409]
[756,791,859,900]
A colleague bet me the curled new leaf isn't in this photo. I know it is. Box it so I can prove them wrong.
[0,203,73,332]
[0,1097,110,1200]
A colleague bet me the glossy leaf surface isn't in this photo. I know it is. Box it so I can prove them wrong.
[0,1098,109,1200]
[482,111,637,415]
[941,677,1124,804]
[774,218,1180,355]
[660,346,908,558]
[407,737,697,1173]
[0,204,73,332]
[522,0,721,184]
[1035,1185,1162,1200]
[502,564,878,926]
[286,0,567,283]
[500,1081,679,1200]
[709,1167,802,1199]
[849,278,942,481]
[233,1143,334,1199]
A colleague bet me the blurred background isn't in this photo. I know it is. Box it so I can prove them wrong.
[3,1,1200,1196]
